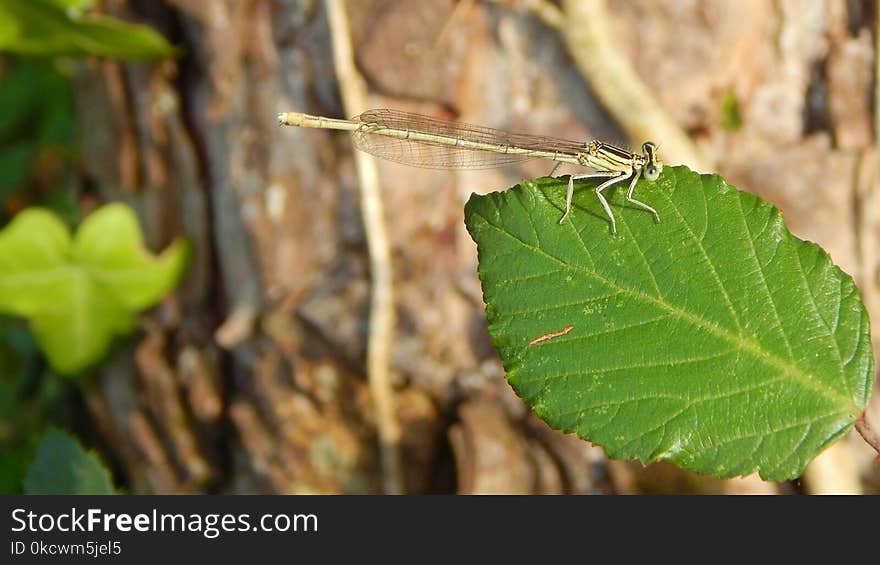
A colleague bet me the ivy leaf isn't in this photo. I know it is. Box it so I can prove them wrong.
[0,203,189,375]
[24,427,115,494]
[0,0,176,60]
[44,0,96,14]
[464,166,874,481]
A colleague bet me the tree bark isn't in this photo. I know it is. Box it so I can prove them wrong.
[72,0,878,494]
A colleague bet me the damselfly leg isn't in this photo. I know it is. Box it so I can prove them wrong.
[562,170,632,234]
[624,172,661,224]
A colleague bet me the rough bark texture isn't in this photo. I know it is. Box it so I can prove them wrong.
[74,0,879,494]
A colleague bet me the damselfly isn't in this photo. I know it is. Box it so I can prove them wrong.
[278,109,662,234]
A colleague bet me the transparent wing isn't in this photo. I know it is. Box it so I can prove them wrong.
[349,109,586,170]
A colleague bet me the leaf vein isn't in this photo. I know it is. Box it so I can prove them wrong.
[792,244,845,391]
[520,347,737,386]
[658,174,743,333]
[618,212,663,298]
[472,208,854,411]
[503,291,619,317]
[737,194,795,360]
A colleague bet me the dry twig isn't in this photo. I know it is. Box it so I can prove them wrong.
[325,0,403,494]
[556,0,711,170]
[491,0,709,168]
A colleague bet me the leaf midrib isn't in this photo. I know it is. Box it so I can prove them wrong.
[474,208,857,414]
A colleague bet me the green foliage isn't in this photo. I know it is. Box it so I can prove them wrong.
[464,166,874,481]
[0,321,42,493]
[0,56,75,205]
[46,0,96,14]
[0,0,176,60]
[0,324,79,494]
[0,203,190,375]
[0,442,34,494]
[720,91,743,131]
[24,427,115,494]
[0,1,177,494]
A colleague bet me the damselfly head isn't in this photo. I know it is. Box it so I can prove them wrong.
[642,141,662,181]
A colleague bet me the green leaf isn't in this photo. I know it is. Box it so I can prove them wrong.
[0,443,33,494]
[0,57,74,144]
[0,203,189,374]
[23,427,115,494]
[0,57,76,205]
[0,0,176,60]
[45,0,96,15]
[0,140,36,198]
[464,166,874,481]
[0,59,41,140]
[0,316,31,383]
[0,320,80,494]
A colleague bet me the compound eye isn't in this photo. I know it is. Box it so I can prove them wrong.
[645,164,660,181]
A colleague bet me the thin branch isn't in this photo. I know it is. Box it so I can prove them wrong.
[876,4,880,142]
[856,410,880,457]
[556,0,711,171]
[492,0,709,168]
[858,0,880,464]
[325,0,403,494]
